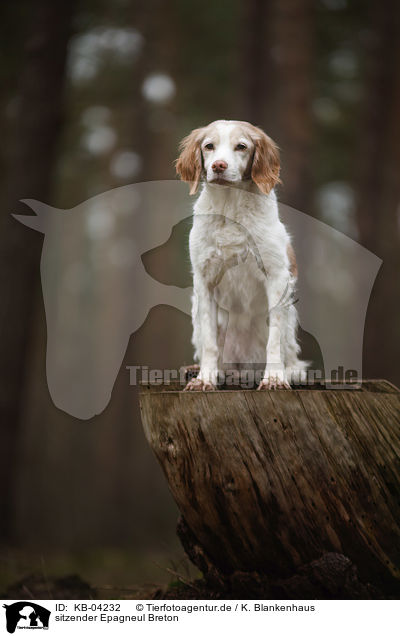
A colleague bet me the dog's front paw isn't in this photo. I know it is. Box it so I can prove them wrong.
[257,369,291,391]
[184,378,216,392]
[180,364,201,383]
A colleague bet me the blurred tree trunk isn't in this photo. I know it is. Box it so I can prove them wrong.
[240,0,314,212]
[271,0,314,211]
[132,0,178,181]
[240,0,274,127]
[0,0,76,542]
[356,0,400,384]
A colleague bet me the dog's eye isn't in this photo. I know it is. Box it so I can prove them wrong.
[235,143,247,151]
[204,143,214,151]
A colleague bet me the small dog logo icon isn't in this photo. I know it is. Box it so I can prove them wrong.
[2,603,50,633]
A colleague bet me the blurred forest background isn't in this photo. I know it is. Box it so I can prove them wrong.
[1,0,400,591]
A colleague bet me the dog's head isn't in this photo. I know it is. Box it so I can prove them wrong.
[176,120,280,195]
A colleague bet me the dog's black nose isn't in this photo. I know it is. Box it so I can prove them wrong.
[212,160,228,173]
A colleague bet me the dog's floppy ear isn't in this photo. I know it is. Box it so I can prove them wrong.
[176,128,204,195]
[250,128,281,195]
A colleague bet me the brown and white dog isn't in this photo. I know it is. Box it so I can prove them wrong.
[176,120,307,390]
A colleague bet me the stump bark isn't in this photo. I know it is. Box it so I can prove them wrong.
[139,380,400,595]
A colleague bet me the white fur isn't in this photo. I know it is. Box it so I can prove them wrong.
[181,121,306,390]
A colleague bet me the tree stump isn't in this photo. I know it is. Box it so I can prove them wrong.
[139,380,400,595]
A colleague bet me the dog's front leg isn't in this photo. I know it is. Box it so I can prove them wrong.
[258,272,291,390]
[185,279,219,391]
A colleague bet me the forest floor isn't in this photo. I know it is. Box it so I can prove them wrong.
[1,552,397,600]
[0,546,199,600]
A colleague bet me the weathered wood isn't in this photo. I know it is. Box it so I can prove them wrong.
[139,380,400,594]
[139,378,399,393]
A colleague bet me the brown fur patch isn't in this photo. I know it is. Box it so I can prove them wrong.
[175,127,205,194]
[287,243,298,278]
[250,129,281,194]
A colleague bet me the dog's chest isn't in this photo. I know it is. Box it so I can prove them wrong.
[194,217,268,293]
[213,221,249,261]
